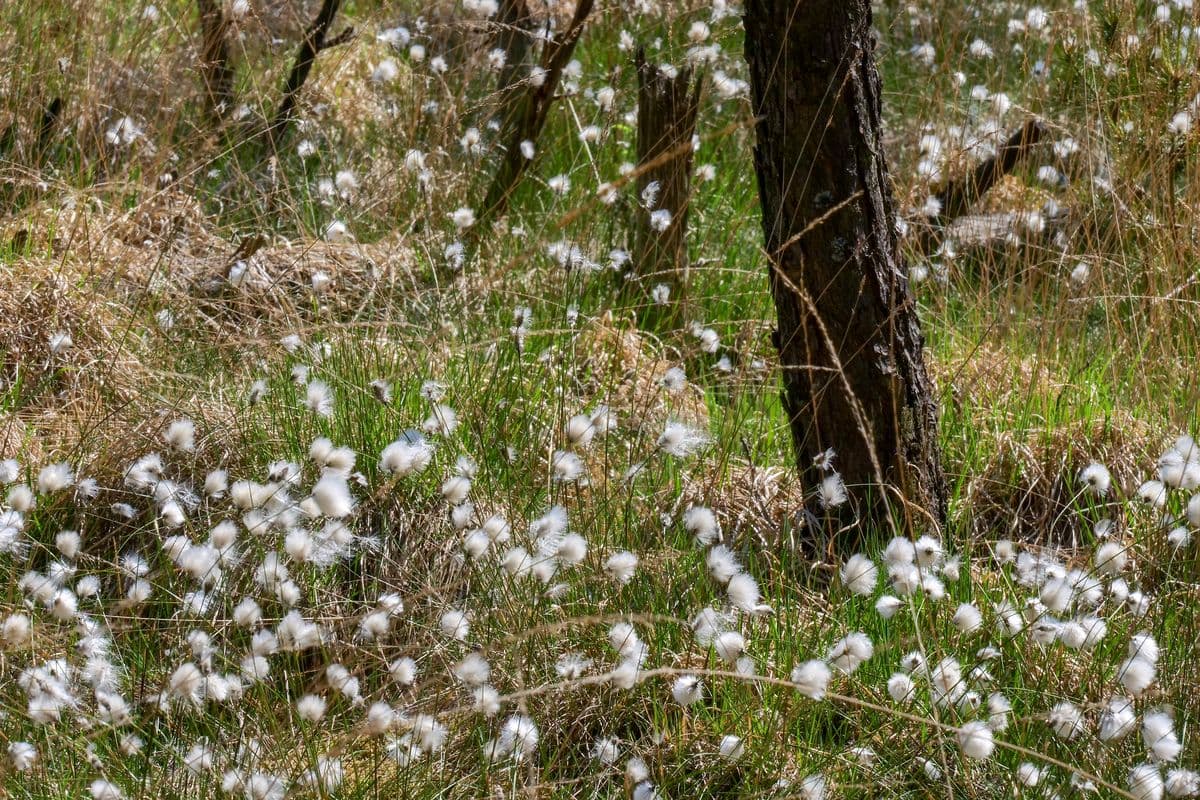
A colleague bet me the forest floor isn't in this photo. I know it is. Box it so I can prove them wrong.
[0,1,1198,798]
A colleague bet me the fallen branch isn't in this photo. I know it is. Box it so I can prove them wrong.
[265,0,354,150]
[908,117,1046,256]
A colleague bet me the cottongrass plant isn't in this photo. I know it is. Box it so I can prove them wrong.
[1,362,1198,798]
[1,0,1199,797]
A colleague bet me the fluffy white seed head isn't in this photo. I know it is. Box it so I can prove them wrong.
[791,660,831,700]
[37,463,74,494]
[887,672,916,704]
[827,632,873,674]
[1144,712,1182,762]
[604,551,638,585]
[841,554,878,596]
[164,420,196,452]
[311,474,354,518]
[683,506,721,546]
[953,603,983,634]
[1130,764,1166,800]
[671,676,703,706]
[439,610,469,641]
[875,595,902,619]
[958,721,995,760]
[1095,541,1128,576]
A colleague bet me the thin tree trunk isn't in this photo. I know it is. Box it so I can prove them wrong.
[197,0,235,119]
[743,0,946,538]
[494,0,534,99]
[630,49,702,324]
[490,0,535,141]
[480,0,594,225]
[266,0,353,150]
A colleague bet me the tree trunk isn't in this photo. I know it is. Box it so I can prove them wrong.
[197,0,234,119]
[630,49,702,325]
[490,0,536,144]
[743,0,946,538]
[494,0,534,99]
[480,0,594,225]
[266,0,352,150]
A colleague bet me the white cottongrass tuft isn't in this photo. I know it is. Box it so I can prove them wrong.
[311,474,354,518]
[380,436,434,476]
[791,660,832,700]
[1047,701,1085,740]
[604,551,638,585]
[8,741,36,771]
[305,380,334,417]
[671,676,703,707]
[1165,769,1200,798]
[1079,461,1112,495]
[37,463,74,494]
[827,632,873,674]
[683,506,721,546]
[952,603,983,634]
[1119,655,1158,697]
[840,554,877,596]
[718,734,744,762]
[296,694,327,722]
[887,672,916,703]
[439,610,469,641]
[818,473,848,507]
[1100,696,1137,741]
[657,422,708,457]
[1130,764,1166,800]
[1144,712,1183,763]
[957,720,995,760]
[875,595,902,619]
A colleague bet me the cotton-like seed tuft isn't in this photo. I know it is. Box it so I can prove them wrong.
[791,660,831,700]
[841,554,877,596]
[311,474,354,518]
[958,721,995,760]
[1130,765,1166,800]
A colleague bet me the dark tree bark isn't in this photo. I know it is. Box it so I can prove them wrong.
[266,0,354,149]
[743,0,946,537]
[197,0,235,119]
[490,0,536,141]
[629,49,702,323]
[480,0,594,225]
[494,0,535,99]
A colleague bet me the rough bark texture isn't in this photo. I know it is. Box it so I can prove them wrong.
[197,0,234,119]
[909,117,1046,255]
[480,0,594,224]
[630,50,702,321]
[743,0,947,535]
